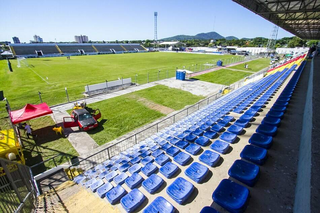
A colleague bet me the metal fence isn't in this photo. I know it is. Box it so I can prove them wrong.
[0,158,37,213]
[66,91,224,178]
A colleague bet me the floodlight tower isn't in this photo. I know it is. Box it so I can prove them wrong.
[266,25,279,53]
[154,12,158,48]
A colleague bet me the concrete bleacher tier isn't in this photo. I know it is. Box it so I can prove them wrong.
[11,44,60,56]
[10,43,146,57]
[58,44,96,54]
[71,54,306,212]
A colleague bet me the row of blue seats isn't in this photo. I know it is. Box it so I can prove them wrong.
[72,63,300,212]
[209,61,305,213]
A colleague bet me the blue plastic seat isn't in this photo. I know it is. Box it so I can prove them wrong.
[177,133,187,140]
[222,115,234,123]
[240,145,267,165]
[160,162,179,178]
[73,174,85,184]
[173,152,191,166]
[161,143,172,151]
[239,114,254,121]
[185,162,209,183]
[158,140,167,146]
[141,156,154,165]
[256,123,277,136]
[142,174,164,194]
[195,136,210,146]
[106,185,127,204]
[217,120,229,127]
[151,149,162,157]
[142,163,158,176]
[150,145,160,151]
[166,146,180,157]
[185,133,198,142]
[262,116,281,126]
[274,100,288,107]
[185,143,201,155]
[125,173,144,189]
[114,172,128,185]
[120,189,146,213]
[143,196,175,213]
[199,150,220,167]
[129,164,141,175]
[119,163,131,172]
[193,128,205,136]
[200,124,211,131]
[169,137,181,145]
[105,171,118,182]
[176,140,189,149]
[130,156,141,164]
[228,160,260,186]
[228,125,244,135]
[212,179,249,213]
[200,206,219,213]
[266,110,284,119]
[140,150,151,158]
[249,133,273,149]
[155,153,171,166]
[210,140,230,154]
[97,182,113,198]
[90,179,104,192]
[211,124,224,132]
[203,130,217,139]
[167,177,194,204]
[271,105,286,112]
[220,132,237,143]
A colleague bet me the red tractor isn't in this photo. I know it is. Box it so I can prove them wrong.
[63,108,101,131]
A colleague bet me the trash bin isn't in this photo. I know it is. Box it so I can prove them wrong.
[217,60,223,66]
[71,156,80,166]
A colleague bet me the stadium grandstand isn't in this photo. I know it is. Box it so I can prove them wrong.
[1,1,320,213]
[9,43,147,58]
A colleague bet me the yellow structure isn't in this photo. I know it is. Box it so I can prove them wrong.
[0,129,25,165]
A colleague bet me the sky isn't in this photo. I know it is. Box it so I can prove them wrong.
[1,0,294,43]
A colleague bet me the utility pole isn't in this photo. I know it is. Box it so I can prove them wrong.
[154,12,158,49]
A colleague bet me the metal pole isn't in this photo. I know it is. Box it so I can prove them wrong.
[65,87,69,102]
[38,91,42,103]
[166,70,168,78]
[106,80,108,91]
[135,74,137,84]
[122,77,123,88]
[147,72,149,83]
[158,70,160,81]
[1,161,23,203]
[87,85,90,94]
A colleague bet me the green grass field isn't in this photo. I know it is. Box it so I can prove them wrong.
[76,85,203,145]
[192,69,251,85]
[0,52,239,113]
[228,58,270,72]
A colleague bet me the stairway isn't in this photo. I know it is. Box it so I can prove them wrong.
[35,181,120,213]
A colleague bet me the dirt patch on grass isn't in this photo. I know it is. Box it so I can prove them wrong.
[128,94,175,115]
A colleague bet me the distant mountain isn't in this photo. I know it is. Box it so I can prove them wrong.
[225,36,238,40]
[162,31,225,41]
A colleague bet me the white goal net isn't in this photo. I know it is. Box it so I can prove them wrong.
[17,57,29,68]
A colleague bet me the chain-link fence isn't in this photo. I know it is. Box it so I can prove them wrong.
[0,158,37,213]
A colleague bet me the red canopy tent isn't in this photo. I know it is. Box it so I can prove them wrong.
[10,103,53,125]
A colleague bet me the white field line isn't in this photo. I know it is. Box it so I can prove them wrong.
[27,66,52,84]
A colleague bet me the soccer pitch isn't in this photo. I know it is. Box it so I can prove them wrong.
[0,52,239,111]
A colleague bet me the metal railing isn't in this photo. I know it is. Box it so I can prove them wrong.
[66,91,225,178]
[0,158,37,213]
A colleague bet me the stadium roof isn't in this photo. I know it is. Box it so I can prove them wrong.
[233,0,320,39]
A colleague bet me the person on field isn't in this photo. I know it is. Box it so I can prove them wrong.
[25,124,33,139]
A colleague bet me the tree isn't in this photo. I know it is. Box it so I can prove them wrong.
[287,36,305,47]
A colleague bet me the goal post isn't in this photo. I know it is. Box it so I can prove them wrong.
[17,57,29,68]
